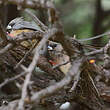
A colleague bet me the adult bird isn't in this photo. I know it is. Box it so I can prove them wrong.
[6,17,42,37]
[6,17,44,48]
[6,17,44,64]
[47,41,71,75]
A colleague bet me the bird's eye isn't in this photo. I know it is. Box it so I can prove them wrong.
[9,22,15,27]
[7,25,12,30]
[53,44,57,48]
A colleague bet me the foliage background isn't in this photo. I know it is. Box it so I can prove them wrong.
[54,0,110,45]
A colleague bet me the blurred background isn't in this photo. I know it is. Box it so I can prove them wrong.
[0,0,110,46]
[55,0,110,46]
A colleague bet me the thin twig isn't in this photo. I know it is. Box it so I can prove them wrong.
[0,71,26,89]
[79,31,110,42]
[103,40,110,69]
[85,48,103,56]
[0,31,43,56]
[14,40,38,69]
[69,70,81,92]
[52,61,70,69]
[88,73,100,97]
[8,31,43,42]
[0,43,13,55]
[24,9,48,31]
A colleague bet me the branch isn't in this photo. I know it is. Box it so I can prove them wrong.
[103,40,110,69]
[0,31,43,56]
[17,28,58,110]
[85,48,103,56]
[47,0,58,24]
[24,9,48,31]
[0,43,13,55]
[8,31,43,42]
[14,41,38,69]
[0,71,26,89]
[79,31,110,42]
[31,57,84,104]
[1,0,48,9]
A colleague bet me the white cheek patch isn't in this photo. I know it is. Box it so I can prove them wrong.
[48,46,53,50]
[7,25,12,30]
[60,102,70,109]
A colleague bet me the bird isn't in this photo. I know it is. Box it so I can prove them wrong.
[47,41,71,75]
[6,17,42,37]
[6,17,44,64]
[6,17,44,47]
[6,17,71,75]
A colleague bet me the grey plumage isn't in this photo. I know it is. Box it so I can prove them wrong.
[6,17,42,31]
